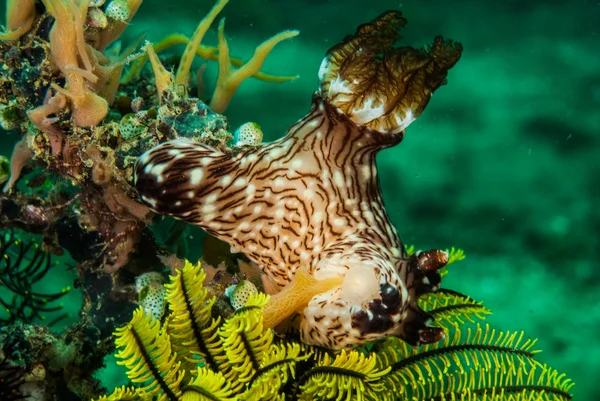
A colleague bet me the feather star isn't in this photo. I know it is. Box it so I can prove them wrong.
[135,11,463,349]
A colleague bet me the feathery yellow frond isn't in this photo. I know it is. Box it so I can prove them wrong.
[218,293,272,391]
[181,367,237,401]
[92,386,141,401]
[420,290,492,326]
[241,342,311,401]
[446,247,466,265]
[419,362,574,401]
[114,308,184,401]
[103,253,573,401]
[165,260,228,376]
[297,349,391,401]
[381,322,572,401]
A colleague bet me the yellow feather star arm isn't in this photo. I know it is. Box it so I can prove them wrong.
[439,247,466,277]
[180,367,237,401]
[380,323,573,401]
[419,291,492,326]
[114,308,185,401]
[296,349,391,401]
[446,247,466,265]
[92,386,141,401]
[240,342,311,401]
[426,363,575,401]
[217,293,272,392]
[164,260,230,376]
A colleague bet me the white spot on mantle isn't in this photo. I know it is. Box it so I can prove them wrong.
[189,168,204,186]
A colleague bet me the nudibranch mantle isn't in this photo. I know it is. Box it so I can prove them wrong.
[135,11,462,349]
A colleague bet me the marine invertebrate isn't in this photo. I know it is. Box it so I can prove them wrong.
[233,122,263,147]
[98,260,574,401]
[0,353,26,401]
[0,0,36,41]
[0,0,299,273]
[135,11,462,349]
[139,0,298,113]
[40,0,108,127]
[225,279,258,310]
[0,156,9,187]
[0,230,70,326]
[135,271,167,320]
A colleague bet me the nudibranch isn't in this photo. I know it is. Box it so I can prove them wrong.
[135,11,462,349]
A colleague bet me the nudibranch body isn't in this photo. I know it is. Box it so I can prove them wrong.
[135,11,462,349]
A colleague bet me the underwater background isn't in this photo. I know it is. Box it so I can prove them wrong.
[0,0,598,399]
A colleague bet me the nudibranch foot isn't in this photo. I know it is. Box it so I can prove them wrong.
[262,266,344,330]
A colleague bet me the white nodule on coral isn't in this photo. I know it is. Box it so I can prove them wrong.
[105,0,130,22]
[135,272,167,320]
[135,271,165,292]
[139,283,167,320]
[234,122,263,147]
[225,280,258,310]
[119,114,144,140]
[340,265,379,306]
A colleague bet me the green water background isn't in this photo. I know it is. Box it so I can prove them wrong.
[0,0,598,398]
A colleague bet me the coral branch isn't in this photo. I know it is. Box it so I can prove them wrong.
[123,33,298,85]
[210,21,299,113]
[2,138,33,194]
[42,0,108,127]
[145,42,172,103]
[97,0,143,51]
[26,90,68,156]
[174,0,229,91]
[0,0,35,41]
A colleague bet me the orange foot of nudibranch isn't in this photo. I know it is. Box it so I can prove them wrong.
[135,11,462,349]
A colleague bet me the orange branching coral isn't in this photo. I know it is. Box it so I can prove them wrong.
[145,42,172,103]
[97,0,143,51]
[144,0,299,113]
[319,11,463,135]
[40,0,108,127]
[122,33,298,86]
[173,0,229,90]
[210,19,299,113]
[0,0,36,41]
[30,0,143,128]
[2,137,33,194]
[27,90,68,156]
